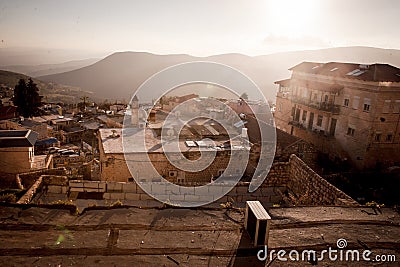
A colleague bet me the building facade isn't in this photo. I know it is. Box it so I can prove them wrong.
[274,62,400,169]
[98,126,249,184]
[0,130,53,174]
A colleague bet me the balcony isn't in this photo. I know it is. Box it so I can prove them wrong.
[288,120,306,130]
[291,96,340,114]
[277,91,290,98]
[289,120,334,138]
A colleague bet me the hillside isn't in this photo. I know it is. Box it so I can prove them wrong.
[38,46,400,102]
[1,58,100,77]
[0,70,94,104]
[0,70,46,89]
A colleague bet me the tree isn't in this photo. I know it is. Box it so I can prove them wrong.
[78,95,89,111]
[13,78,42,117]
[240,92,248,100]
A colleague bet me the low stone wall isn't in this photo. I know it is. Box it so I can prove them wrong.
[17,168,67,189]
[288,154,357,205]
[17,174,69,204]
[67,179,285,207]
[48,155,357,207]
[17,176,43,204]
[264,162,290,187]
[42,175,69,195]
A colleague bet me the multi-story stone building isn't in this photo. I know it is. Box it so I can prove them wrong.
[274,62,400,169]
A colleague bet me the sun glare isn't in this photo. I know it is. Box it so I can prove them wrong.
[266,0,319,37]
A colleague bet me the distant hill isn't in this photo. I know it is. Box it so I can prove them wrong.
[0,47,107,66]
[0,70,45,89]
[0,70,94,104]
[1,58,100,77]
[38,46,400,102]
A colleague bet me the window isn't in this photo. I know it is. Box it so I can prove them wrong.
[393,100,400,114]
[347,127,355,136]
[317,115,323,127]
[329,118,337,136]
[382,100,391,113]
[168,170,177,177]
[294,108,300,122]
[217,169,225,177]
[302,110,307,121]
[363,98,371,112]
[375,133,381,142]
[386,134,393,142]
[302,88,308,98]
[177,177,185,183]
[352,96,360,109]
[343,98,350,107]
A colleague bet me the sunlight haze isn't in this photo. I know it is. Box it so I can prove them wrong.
[0,0,399,58]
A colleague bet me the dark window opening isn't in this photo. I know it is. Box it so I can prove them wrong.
[347,127,355,136]
[302,110,307,121]
[317,115,323,127]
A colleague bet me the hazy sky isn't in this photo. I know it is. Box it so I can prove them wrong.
[0,0,399,56]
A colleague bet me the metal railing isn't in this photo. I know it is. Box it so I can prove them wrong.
[291,96,340,114]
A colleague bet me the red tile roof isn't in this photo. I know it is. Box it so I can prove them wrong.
[276,78,343,93]
[289,62,400,82]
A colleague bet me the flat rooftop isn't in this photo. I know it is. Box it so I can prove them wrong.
[99,128,249,154]
[0,129,38,147]
[0,205,398,266]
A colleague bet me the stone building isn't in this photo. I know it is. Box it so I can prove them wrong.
[0,130,53,174]
[161,93,199,112]
[274,62,400,169]
[98,126,250,184]
[0,118,48,140]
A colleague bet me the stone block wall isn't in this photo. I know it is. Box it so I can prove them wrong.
[264,162,290,187]
[67,179,284,207]
[17,167,67,189]
[40,154,356,207]
[288,154,357,205]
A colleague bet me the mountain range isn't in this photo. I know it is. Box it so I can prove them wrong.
[1,58,100,77]
[37,46,400,102]
[2,46,400,102]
